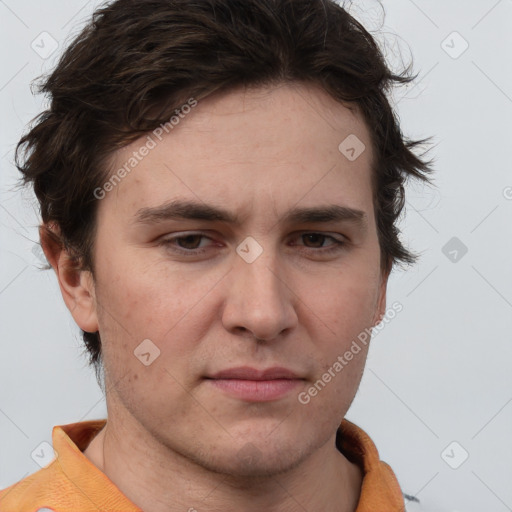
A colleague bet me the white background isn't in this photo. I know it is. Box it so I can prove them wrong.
[1,1,511,510]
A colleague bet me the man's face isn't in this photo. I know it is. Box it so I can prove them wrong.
[85,83,387,475]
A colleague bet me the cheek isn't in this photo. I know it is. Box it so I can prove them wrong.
[94,268,207,422]
[94,256,202,337]
[305,265,380,345]
[296,263,379,406]
[92,256,223,388]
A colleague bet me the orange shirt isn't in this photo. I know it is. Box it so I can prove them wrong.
[0,419,405,511]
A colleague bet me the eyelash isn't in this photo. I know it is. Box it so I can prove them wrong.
[158,232,346,257]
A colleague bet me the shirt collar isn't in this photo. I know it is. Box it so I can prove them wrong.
[0,418,404,511]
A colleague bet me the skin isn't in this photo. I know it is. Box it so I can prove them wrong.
[43,82,389,512]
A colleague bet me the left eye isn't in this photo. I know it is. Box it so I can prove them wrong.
[299,233,339,248]
[173,234,208,250]
[160,233,214,254]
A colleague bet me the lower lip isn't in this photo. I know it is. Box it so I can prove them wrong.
[207,378,303,402]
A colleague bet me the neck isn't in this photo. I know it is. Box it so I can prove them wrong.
[84,413,362,512]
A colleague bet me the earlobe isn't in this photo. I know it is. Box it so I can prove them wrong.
[39,224,99,333]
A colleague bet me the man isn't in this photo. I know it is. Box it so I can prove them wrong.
[0,0,433,510]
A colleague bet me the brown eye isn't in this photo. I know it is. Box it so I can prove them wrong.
[290,232,346,257]
[302,233,328,248]
[159,232,219,258]
[176,234,204,249]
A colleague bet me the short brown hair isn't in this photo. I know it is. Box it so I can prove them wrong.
[16,0,434,374]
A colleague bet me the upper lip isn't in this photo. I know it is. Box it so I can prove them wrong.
[208,366,302,380]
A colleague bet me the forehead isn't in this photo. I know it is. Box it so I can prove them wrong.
[99,82,374,223]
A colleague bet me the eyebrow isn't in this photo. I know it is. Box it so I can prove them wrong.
[134,199,367,230]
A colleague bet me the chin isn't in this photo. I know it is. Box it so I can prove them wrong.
[194,436,310,480]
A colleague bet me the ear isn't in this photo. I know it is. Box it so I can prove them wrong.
[40,224,99,333]
[372,268,389,326]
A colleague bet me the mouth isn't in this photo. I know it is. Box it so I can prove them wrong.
[204,366,305,402]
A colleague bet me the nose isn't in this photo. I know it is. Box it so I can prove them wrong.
[221,246,298,342]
